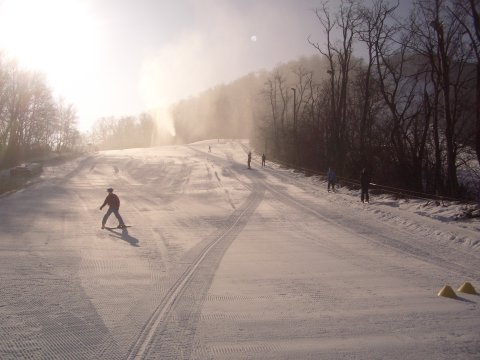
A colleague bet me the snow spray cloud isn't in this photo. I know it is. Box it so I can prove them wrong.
[139,31,206,139]
[138,0,289,142]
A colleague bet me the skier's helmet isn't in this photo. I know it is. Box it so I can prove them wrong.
[107,188,114,192]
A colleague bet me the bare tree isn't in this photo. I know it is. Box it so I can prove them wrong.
[357,0,399,166]
[54,100,78,151]
[261,69,290,157]
[3,63,33,166]
[411,0,475,195]
[309,0,361,172]
[263,77,280,152]
[451,0,480,168]
[291,65,313,164]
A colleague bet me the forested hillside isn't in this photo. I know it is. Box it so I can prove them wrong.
[170,1,480,199]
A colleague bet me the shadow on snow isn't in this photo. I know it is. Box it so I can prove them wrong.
[106,227,139,247]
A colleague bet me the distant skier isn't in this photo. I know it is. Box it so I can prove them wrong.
[360,168,370,203]
[327,167,336,192]
[208,145,211,153]
[261,153,266,167]
[100,188,126,229]
[248,151,252,169]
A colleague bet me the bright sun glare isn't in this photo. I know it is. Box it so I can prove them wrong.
[0,0,99,124]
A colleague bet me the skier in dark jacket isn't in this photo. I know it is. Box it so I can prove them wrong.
[360,168,370,203]
[327,167,336,192]
[100,188,126,229]
[248,151,252,169]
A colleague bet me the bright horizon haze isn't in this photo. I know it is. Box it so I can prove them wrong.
[0,0,412,133]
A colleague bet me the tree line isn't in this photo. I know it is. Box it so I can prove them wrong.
[171,0,479,199]
[88,113,158,150]
[0,54,79,168]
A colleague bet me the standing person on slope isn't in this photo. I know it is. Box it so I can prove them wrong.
[326,167,336,192]
[360,168,370,203]
[100,188,126,229]
[248,151,252,169]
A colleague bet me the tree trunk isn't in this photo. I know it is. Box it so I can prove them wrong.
[476,62,480,169]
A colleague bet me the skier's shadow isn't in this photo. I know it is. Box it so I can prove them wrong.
[106,228,139,247]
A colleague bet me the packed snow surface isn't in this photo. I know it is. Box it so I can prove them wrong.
[0,139,479,359]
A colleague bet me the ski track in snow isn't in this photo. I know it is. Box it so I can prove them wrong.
[0,140,478,359]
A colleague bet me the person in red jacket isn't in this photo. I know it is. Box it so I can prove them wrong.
[100,188,126,229]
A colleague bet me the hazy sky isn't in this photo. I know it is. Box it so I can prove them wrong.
[0,0,413,132]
